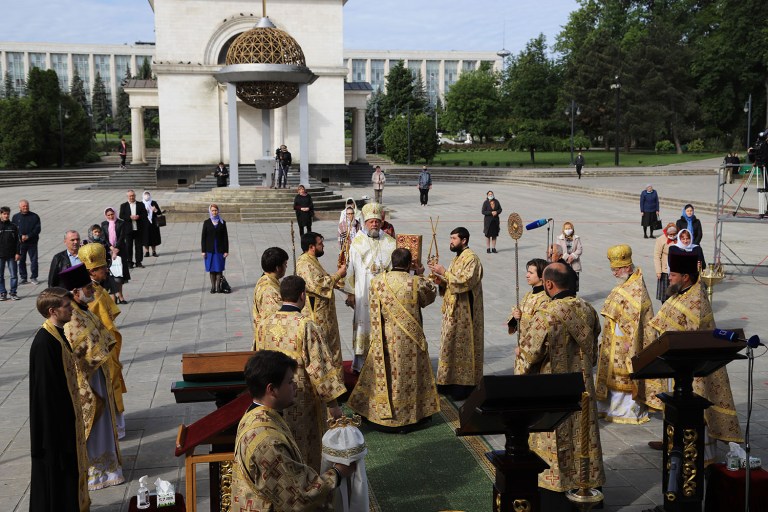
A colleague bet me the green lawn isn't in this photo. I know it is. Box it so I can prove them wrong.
[428,150,722,167]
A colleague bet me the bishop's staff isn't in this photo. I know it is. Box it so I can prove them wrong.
[290,220,297,275]
[426,216,439,282]
[507,213,523,344]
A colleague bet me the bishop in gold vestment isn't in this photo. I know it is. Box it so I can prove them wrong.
[428,228,484,397]
[254,276,347,471]
[648,252,742,461]
[517,263,605,493]
[596,245,658,424]
[348,249,439,429]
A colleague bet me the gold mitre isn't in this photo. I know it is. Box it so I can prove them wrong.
[362,202,383,222]
[78,242,107,270]
[607,244,633,269]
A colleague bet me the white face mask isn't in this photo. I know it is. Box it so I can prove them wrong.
[668,235,677,240]
[564,229,573,236]
[487,195,494,200]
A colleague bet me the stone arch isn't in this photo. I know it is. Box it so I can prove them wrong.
[203,15,258,66]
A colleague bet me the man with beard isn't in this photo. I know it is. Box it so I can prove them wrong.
[29,287,90,512]
[344,202,397,371]
[595,245,658,425]
[517,262,605,507]
[508,258,549,374]
[428,227,484,401]
[58,263,125,490]
[646,251,743,458]
[251,247,289,346]
[296,232,346,366]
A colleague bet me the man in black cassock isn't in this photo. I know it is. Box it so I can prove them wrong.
[29,287,89,512]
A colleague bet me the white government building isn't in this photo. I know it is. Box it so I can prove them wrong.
[0,1,500,178]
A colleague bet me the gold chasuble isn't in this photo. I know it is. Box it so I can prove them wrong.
[518,295,606,492]
[436,247,484,386]
[255,309,346,471]
[648,281,743,445]
[88,282,127,413]
[41,319,91,512]
[596,267,658,421]
[251,273,282,348]
[511,288,550,375]
[296,253,343,366]
[232,406,337,512]
[348,270,439,427]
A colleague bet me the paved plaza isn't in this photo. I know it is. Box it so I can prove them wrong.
[0,167,766,511]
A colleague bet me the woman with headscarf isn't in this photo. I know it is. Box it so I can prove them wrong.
[338,197,362,224]
[141,190,162,257]
[101,207,131,303]
[338,206,362,249]
[640,184,660,238]
[201,204,229,293]
[556,221,583,291]
[675,204,703,245]
[653,222,678,302]
[481,190,502,253]
[668,228,706,270]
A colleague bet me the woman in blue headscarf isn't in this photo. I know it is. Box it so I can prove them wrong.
[201,204,229,293]
[675,204,702,245]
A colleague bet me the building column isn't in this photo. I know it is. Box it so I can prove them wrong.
[130,106,146,164]
[226,83,240,188]
[299,83,309,186]
[352,107,367,163]
[273,105,287,149]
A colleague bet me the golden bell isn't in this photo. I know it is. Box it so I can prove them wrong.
[607,244,633,269]
[78,242,108,270]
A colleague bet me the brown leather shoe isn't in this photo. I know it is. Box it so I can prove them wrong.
[648,441,664,450]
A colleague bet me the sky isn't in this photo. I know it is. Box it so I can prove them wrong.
[1,0,579,56]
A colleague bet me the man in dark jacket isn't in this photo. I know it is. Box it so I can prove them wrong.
[276,145,292,189]
[0,206,21,300]
[119,189,148,268]
[214,162,229,187]
[418,166,432,206]
[12,199,41,285]
[47,230,81,287]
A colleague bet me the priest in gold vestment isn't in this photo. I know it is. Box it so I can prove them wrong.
[296,232,346,366]
[508,258,549,375]
[595,245,657,424]
[251,247,289,347]
[348,248,439,430]
[59,263,124,490]
[647,251,743,461]
[517,263,605,503]
[232,350,356,512]
[428,227,484,400]
[254,276,347,471]
[79,242,127,438]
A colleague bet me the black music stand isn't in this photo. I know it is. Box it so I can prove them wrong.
[631,330,747,512]
[457,373,585,512]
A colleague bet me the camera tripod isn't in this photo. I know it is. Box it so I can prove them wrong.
[732,164,767,217]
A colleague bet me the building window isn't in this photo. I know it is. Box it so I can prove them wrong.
[73,54,91,102]
[115,55,132,83]
[462,60,476,72]
[426,60,439,105]
[29,53,46,70]
[6,53,25,95]
[351,59,366,82]
[371,59,385,92]
[407,60,422,78]
[51,54,68,92]
[444,60,458,94]
[94,55,111,89]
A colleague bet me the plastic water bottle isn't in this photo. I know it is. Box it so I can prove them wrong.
[137,475,150,509]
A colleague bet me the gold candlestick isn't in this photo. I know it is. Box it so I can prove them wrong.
[567,391,604,511]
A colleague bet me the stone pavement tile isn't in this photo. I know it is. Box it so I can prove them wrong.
[0,494,24,512]
[601,484,657,508]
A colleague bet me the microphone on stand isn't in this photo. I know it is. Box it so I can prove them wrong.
[525,218,553,230]
[712,329,763,348]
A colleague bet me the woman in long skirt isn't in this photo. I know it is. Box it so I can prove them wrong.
[201,204,229,293]
[141,190,162,257]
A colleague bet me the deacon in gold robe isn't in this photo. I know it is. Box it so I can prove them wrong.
[508,258,549,374]
[79,242,127,438]
[647,251,743,461]
[344,202,397,371]
[58,263,125,491]
[348,248,439,430]
[428,227,484,400]
[595,245,657,424]
[251,246,289,347]
[254,276,347,471]
[29,288,90,512]
[232,351,355,512]
[296,232,346,366]
[517,263,605,503]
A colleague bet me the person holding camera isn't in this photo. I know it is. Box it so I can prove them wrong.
[214,162,229,187]
[275,145,292,189]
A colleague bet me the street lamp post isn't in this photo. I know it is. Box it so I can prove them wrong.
[744,94,753,149]
[610,76,621,166]
[374,105,379,155]
[565,100,581,165]
[58,103,65,168]
[407,105,411,165]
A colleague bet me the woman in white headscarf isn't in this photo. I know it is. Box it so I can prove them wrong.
[141,190,162,257]
[668,228,706,270]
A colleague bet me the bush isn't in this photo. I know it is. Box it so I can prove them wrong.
[494,162,500,166]
[84,151,101,163]
[480,161,488,166]
[454,161,460,166]
[468,161,473,166]
[687,139,705,153]
[655,140,675,153]
[145,138,161,148]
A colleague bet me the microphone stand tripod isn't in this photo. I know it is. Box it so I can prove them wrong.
[743,342,755,512]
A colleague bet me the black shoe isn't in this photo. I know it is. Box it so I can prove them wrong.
[144,251,150,257]
[152,252,158,257]
[648,441,664,450]
[135,263,144,268]
[487,249,491,253]
[643,235,648,239]
[210,287,217,294]
[128,263,135,269]
[649,235,656,239]
[492,248,497,253]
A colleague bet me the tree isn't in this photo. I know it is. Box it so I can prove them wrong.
[70,68,88,115]
[91,72,110,138]
[138,58,153,80]
[443,68,501,142]
[3,71,17,99]
[381,61,416,120]
[115,68,131,136]
[26,68,62,166]
[412,71,429,114]
[382,113,438,164]
[58,94,92,166]
[365,89,385,153]
[0,98,35,167]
